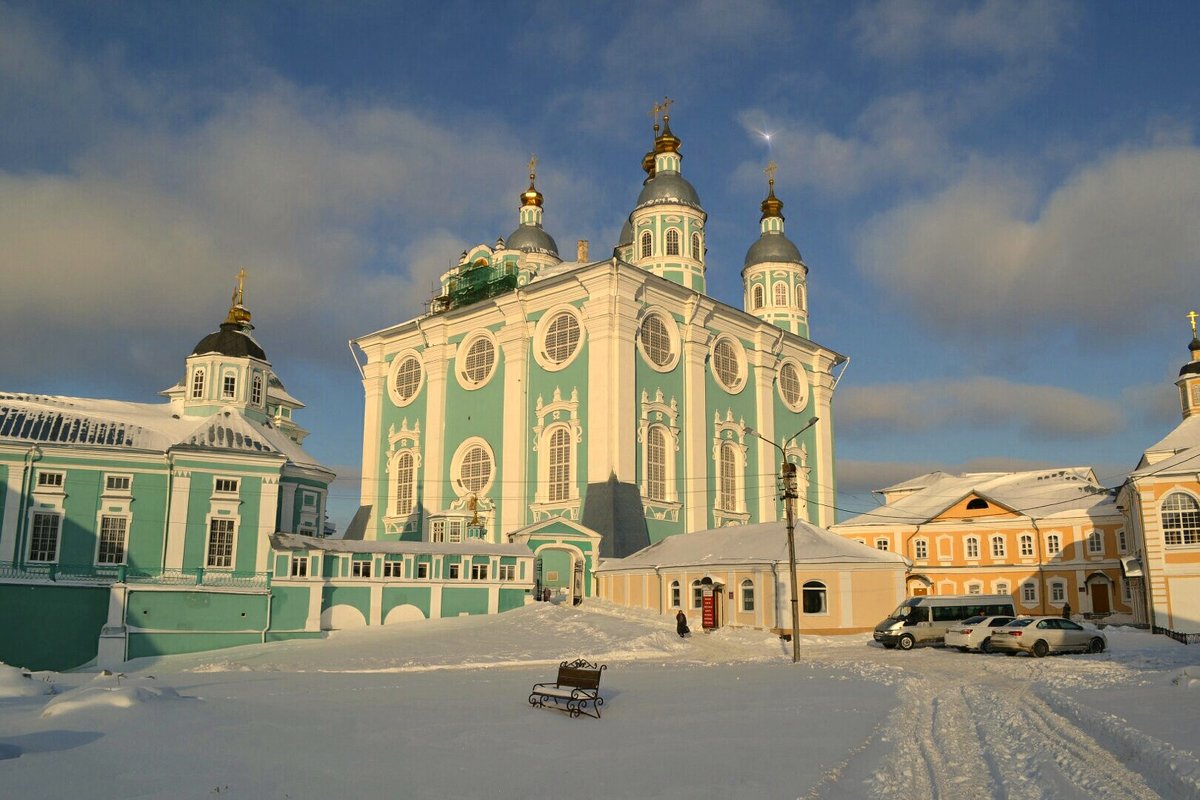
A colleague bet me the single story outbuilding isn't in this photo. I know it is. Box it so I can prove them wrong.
[596,520,909,635]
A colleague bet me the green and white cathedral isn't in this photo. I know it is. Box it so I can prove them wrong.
[353,114,845,577]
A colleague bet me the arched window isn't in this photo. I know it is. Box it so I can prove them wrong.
[966,536,980,559]
[802,580,827,614]
[990,536,1006,558]
[1019,534,1034,557]
[875,537,889,551]
[741,579,755,612]
[394,452,415,516]
[640,231,652,259]
[1050,581,1066,603]
[191,368,206,399]
[752,285,764,309]
[222,373,237,400]
[670,580,681,608]
[1021,582,1037,603]
[691,232,701,259]
[1162,492,1200,545]
[646,426,667,501]
[1046,533,1061,555]
[666,228,680,255]
[548,427,572,502]
[773,282,788,306]
[966,498,990,510]
[718,442,738,511]
[251,374,263,406]
[692,579,703,609]
[1087,530,1104,554]
[913,539,928,560]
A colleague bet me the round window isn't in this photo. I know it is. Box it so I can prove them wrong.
[778,361,809,411]
[392,355,423,405]
[640,314,673,368]
[459,445,492,493]
[460,336,496,386]
[711,337,744,392]
[544,312,581,365]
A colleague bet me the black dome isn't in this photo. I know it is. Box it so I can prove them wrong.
[192,323,267,360]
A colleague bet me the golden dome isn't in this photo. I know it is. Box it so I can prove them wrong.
[654,114,681,155]
[760,178,784,221]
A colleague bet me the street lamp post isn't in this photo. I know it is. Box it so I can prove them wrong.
[745,416,819,664]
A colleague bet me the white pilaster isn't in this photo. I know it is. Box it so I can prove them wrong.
[497,303,531,537]
[421,325,450,533]
[369,582,383,625]
[681,299,714,533]
[256,475,280,574]
[164,469,192,571]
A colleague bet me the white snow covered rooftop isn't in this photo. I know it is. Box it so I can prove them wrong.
[1132,415,1200,475]
[271,532,533,557]
[838,467,1118,527]
[596,519,907,571]
[0,393,328,471]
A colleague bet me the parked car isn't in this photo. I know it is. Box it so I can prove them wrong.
[944,615,1016,653]
[989,616,1107,657]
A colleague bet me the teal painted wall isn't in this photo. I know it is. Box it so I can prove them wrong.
[539,549,572,589]
[498,587,526,612]
[377,348,428,541]
[126,472,168,569]
[321,586,370,617]
[441,586,489,616]
[127,631,263,659]
[268,586,311,631]
[0,583,108,671]
[381,586,431,619]
[126,590,268,631]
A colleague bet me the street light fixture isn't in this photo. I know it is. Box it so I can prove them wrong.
[744,416,819,663]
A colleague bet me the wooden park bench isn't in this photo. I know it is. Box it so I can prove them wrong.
[528,658,606,719]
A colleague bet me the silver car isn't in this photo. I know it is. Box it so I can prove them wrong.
[990,616,1107,657]
[944,615,1016,653]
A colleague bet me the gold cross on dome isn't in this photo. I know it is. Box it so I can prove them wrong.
[764,161,778,185]
[1189,309,1198,337]
[528,153,537,179]
[233,268,246,306]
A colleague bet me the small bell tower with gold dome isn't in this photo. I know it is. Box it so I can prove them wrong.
[1177,310,1200,419]
[626,99,708,293]
[741,163,810,338]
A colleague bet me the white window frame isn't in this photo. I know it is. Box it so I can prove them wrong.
[990,535,1006,559]
[875,537,889,552]
[455,330,499,390]
[777,359,810,413]
[430,519,445,543]
[752,284,764,310]
[416,562,429,579]
[251,373,263,406]
[966,582,983,595]
[95,514,129,565]
[692,580,703,609]
[1087,530,1104,555]
[773,281,788,307]
[741,579,755,612]
[222,371,238,400]
[801,581,828,615]
[691,232,702,259]
[709,335,746,394]
[965,536,980,560]
[1046,532,1062,555]
[1050,581,1066,604]
[392,451,417,517]
[471,563,488,581]
[383,560,403,578]
[448,563,461,580]
[290,556,309,577]
[1162,492,1200,546]
[387,350,425,408]
[665,227,681,256]
[1019,534,1034,558]
[636,310,681,372]
[913,539,928,560]
[640,230,652,259]
[1117,529,1128,554]
[191,367,206,399]
[1021,582,1037,604]
[995,581,1009,596]
[205,516,237,569]
[533,306,586,372]
[450,438,496,499]
[352,559,372,578]
[104,473,132,494]
[27,511,62,563]
[36,471,65,489]
[498,564,516,581]
[670,581,681,608]
[213,477,240,496]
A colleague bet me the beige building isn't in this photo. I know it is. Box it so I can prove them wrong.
[1118,324,1200,638]
[595,519,908,635]
[831,469,1134,620]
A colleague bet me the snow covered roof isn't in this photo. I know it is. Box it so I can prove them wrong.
[0,392,329,471]
[857,469,1118,526]
[271,532,532,557]
[596,519,907,572]
[1132,415,1200,475]
[837,467,1117,527]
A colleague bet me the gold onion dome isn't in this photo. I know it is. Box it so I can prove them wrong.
[654,115,681,155]
[520,173,543,207]
[641,149,656,177]
[760,178,785,221]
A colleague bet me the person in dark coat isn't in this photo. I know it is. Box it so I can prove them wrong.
[1062,602,1071,620]
[675,610,690,637]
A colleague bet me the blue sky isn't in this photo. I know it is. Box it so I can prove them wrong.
[3,0,1199,527]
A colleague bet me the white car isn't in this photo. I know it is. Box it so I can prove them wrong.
[990,616,1107,657]
[944,615,1016,653]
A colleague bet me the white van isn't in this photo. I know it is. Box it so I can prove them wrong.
[873,595,1016,650]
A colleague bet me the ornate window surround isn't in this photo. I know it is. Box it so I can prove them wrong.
[709,335,747,394]
[387,349,425,407]
[777,358,810,412]
[638,389,682,521]
[383,419,422,533]
[455,330,500,391]
[532,305,586,372]
[711,409,749,526]
[531,387,582,521]
[637,309,681,373]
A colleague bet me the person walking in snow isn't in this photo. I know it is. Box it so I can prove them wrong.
[1062,601,1071,619]
[676,610,690,637]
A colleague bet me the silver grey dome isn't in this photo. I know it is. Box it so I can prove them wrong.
[617,218,633,247]
[743,232,803,268]
[505,224,559,256]
[635,172,702,211]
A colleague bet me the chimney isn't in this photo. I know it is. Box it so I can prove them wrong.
[577,239,589,262]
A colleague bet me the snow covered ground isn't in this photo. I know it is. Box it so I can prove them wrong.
[2,600,1198,799]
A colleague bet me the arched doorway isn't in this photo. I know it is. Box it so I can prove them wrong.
[535,544,584,602]
[907,575,932,596]
[1086,572,1113,615]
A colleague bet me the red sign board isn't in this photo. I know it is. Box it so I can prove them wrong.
[701,586,716,629]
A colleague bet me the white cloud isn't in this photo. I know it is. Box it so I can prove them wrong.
[836,454,1123,499]
[838,377,1122,440]
[857,146,1200,340]
[851,0,1079,62]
